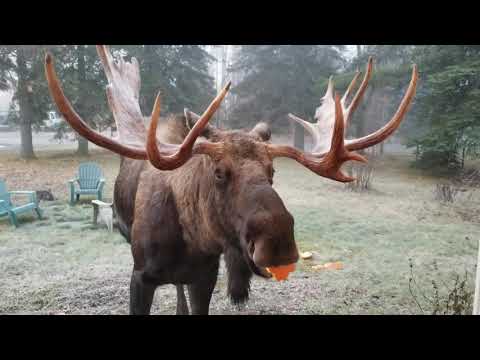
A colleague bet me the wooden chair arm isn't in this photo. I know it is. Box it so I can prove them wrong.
[97,178,106,190]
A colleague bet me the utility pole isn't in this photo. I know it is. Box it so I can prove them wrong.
[356,45,362,57]
[214,45,229,128]
[221,45,228,127]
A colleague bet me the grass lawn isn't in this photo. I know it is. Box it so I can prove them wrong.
[0,148,479,314]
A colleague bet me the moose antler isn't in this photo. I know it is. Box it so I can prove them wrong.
[268,59,418,182]
[45,45,230,169]
[146,85,229,170]
[288,57,374,155]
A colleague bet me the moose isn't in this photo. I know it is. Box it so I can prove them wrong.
[45,46,418,315]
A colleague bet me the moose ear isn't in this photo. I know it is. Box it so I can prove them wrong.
[249,122,271,142]
[184,108,217,139]
[184,108,201,130]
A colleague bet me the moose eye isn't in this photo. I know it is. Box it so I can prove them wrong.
[214,168,228,184]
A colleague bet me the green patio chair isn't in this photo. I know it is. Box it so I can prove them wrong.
[69,162,105,205]
[0,179,43,228]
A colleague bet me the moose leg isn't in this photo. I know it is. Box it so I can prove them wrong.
[129,269,156,315]
[187,259,220,315]
[176,285,189,315]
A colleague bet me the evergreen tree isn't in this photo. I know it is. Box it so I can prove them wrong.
[406,46,480,171]
[117,45,215,116]
[51,45,110,156]
[228,45,346,132]
[0,46,53,159]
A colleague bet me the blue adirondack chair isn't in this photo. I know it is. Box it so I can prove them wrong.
[0,179,43,227]
[69,162,105,205]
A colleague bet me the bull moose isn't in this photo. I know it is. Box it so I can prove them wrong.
[44,46,418,315]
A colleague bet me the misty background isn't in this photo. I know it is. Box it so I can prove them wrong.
[1,45,480,174]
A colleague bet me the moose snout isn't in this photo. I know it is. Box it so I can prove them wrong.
[252,239,299,268]
[246,209,299,268]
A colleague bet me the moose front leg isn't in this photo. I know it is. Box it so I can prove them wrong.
[130,269,156,315]
[176,285,189,315]
[187,258,220,315]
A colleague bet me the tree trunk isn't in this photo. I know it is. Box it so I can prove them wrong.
[76,45,89,156]
[16,48,36,160]
[77,136,89,156]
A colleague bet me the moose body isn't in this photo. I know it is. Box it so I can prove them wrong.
[45,45,417,315]
[114,118,297,314]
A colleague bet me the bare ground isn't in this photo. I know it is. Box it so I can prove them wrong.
[1,148,479,315]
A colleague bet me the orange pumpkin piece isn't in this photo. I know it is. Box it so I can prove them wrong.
[312,261,344,271]
[324,261,343,270]
[266,263,296,281]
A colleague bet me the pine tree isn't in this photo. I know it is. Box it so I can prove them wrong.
[117,45,215,116]
[0,46,53,159]
[406,46,480,171]
[51,45,110,156]
[228,45,346,133]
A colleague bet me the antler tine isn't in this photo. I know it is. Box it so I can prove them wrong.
[321,93,367,181]
[95,45,146,146]
[341,68,361,108]
[287,113,318,140]
[323,76,334,100]
[96,45,115,80]
[345,64,418,152]
[44,52,147,160]
[146,82,231,170]
[183,81,231,150]
[267,94,366,183]
[146,93,183,168]
[344,56,374,122]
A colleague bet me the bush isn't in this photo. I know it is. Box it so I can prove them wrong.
[408,259,474,315]
[344,146,378,192]
[433,183,459,203]
[411,148,463,175]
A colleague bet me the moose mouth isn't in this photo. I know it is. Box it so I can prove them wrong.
[244,241,297,279]
[246,253,273,279]
[244,242,272,278]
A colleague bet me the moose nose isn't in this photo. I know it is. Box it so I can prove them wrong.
[248,211,299,268]
[252,240,299,268]
[242,185,299,268]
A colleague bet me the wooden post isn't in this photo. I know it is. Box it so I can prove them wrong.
[473,239,480,315]
[294,123,304,151]
[92,202,99,225]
